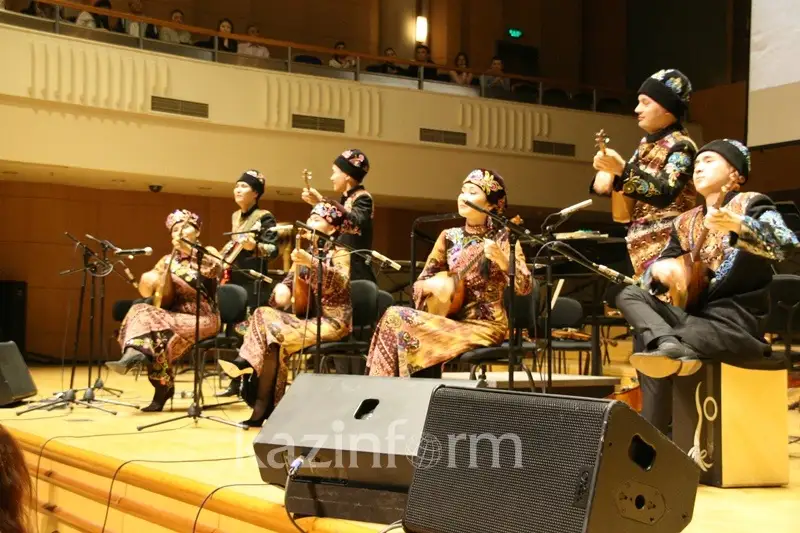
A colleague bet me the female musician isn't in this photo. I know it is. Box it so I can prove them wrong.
[106,209,222,412]
[218,200,352,426]
[366,169,533,377]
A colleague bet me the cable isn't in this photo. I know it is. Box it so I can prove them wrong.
[191,482,267,533]
[284,473,306,533]
[378,520,405,533]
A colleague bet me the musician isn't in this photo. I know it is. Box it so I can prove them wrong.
[616,139,798,434]
[301,149,376,282]
[591,69,698,279]
[366,169,532,377]
[106,209,222,412]
[217,200,352,426]
[215,170,279,398]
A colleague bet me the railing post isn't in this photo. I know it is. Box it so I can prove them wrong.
[287,45,292,73]
[418,64,423,90]
[355,56,360,81]
[538,82,543,105]
[54,4,61,34]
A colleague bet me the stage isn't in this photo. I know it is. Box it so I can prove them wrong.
[2,366,798,533]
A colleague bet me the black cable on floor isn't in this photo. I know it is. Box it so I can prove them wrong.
[191,482,268,533]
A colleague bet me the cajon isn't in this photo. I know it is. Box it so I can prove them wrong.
[672,362,789,488]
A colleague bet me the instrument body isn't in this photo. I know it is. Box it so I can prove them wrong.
[219,218,262,284]
[422,216,522,317]
[151,250,177,308]
[659,176,739,310]
[291,169,314,316]
[596,130,636,223]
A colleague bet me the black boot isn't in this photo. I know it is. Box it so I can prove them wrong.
[243,349,278,427]
[218,357,254,379]
[215,376,241,397]
[106,348,148,375]
[141,379,175,412]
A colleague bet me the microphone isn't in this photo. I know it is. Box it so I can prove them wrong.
[114,247,153,257]
[557,199,593,217]
[594,263,638,286]
[267,224,295,233]
[248,269,274,283]
[371,251,401,271]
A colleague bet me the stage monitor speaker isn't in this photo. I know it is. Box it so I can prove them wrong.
[252,373,487,524]
[403,386,699,533]
[0,341,37,407]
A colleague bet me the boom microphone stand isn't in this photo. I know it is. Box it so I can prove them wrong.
[18,234,122,415]
[138,239,249,431]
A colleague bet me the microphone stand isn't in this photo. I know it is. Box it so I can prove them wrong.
[138,239,248,431]
[463,201,544,391]
[17,234,125,415]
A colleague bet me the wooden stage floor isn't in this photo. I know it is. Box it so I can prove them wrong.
[2,366,798,533]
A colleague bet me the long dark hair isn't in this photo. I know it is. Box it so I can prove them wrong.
[0,425,31,533]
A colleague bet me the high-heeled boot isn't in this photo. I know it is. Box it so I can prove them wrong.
[105,347,148,375]
[218,357,254,379]
[141,378,175,412]
[214,376,241,397]
[243,371,274,427]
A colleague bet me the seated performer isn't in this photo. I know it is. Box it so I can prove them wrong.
[106,209,222,412]
[615,139,798,433]
[366,169,532,377]
[218,200,352,426]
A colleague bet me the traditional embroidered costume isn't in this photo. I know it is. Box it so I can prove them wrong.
[112,210,222,411]
[616,140,798,433]
[366,169,533,377]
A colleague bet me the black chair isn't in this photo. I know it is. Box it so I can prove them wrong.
[763,274,800,373]
[452,287,541,391]
[548,297,592,375]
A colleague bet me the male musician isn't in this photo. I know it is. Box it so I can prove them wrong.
[302,149,376,283]
[217,169,279,398]
[615,139,798,434]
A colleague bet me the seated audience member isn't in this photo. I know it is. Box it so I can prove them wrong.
[329,41,356,68]
[159,9,192,45]
[114,0,158,39]
[0,425,32,533]
[197,18,238,53]
[75,0,111,29]
[371,47,402,75]
[485,57,511,91]
[449,52,473,86]
[407,44,438,80]
[239,24,270,58]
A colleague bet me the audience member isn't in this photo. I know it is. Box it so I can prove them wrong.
[239,24,270,58]
[407,44,438,80]
[329,41,356,68]
[159,9,192,44]
[114,0,157,39]
[485,56,510,90]
[197,18,238,52]
[0,425,31,533]
[75,0,112,29]
[449,52,473,85]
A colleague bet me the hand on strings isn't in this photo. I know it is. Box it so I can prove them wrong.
[423,276,452,302]
[647,260,681,295]
[301,187,324,206]
[704,206,744,234]
[592,148,625,176]
[291,248,314,268]
[592,171,615,195]
[484,238,509,272]
[273,283,291,308]
[239,233,257,251]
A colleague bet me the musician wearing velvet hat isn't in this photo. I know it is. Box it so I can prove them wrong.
[215,169,280,398]
[366,169,533,378]
[614,139,798,435]
[302,149,376,282]
[217,200,352,426]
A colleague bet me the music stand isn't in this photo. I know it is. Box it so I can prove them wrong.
[137,239,249,431]
[17,234,132,415]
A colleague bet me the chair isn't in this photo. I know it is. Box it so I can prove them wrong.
[189,284,248,381]
[452,287,540,391]
[763,274,800,372]
[547,297,592,375]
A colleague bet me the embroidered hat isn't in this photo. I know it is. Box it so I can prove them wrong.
[310,200,347,230]
[697,139,751,180]
[638,69,692,119]
[166,209,201,230]
[334,149,370,182]
[237,169,265,198]
[463,169,508,214]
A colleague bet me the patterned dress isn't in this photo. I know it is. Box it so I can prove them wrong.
[118,253,221,387]
[367,223,533,377]
[238,246,351,404]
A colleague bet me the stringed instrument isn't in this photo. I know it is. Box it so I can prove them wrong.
[423,215,523,317]
[140,218,191,308]
[291,169,314,316]
[596,129,636,224]
[658,174,740,310]
[219,219,262,284]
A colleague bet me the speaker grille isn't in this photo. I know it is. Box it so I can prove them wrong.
[404,387,609,533]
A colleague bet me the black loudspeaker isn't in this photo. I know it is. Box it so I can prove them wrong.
[0,341,37,407]
[403,386,699,533]
[252,373,486,524]
[0,281,26,355]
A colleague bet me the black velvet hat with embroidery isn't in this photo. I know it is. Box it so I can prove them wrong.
[697,139,751,181]
[638,69,692,119]
[334,149,370,182]
[237,169,265,199]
